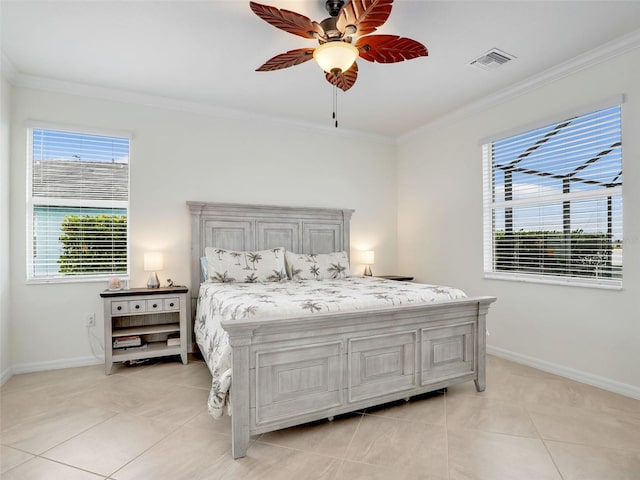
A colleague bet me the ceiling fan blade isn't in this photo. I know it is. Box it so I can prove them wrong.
[256,48,315,71]
[249,1,324,39]
[336,0,392,37]
[325,62,359,91]
[356,34,428,63]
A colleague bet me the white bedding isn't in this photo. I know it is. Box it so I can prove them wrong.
[194,276,467,418]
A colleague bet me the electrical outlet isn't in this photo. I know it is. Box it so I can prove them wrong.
[86,313,96,327]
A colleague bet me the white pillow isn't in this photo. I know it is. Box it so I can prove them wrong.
[285,251,351,280]
[205,247,286,283]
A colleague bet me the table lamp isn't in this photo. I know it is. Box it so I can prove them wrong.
[362,250,374,276]
[144,252,163,288]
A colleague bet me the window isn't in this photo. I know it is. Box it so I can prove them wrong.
[482,103,622,288]
[27,126,130,282]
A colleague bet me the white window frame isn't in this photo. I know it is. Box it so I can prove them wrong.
[482,98,623,290]
[26,122,131,284]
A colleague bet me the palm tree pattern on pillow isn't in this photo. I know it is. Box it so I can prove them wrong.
[206,247,286,283]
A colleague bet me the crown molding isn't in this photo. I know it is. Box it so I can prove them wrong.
[4,64,395,145]
[398,28,640,144]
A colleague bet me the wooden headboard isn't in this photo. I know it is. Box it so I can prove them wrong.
[186,201,354,351]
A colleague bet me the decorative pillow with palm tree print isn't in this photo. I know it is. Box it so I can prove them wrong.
[205,247,287,283]
[285,251,351,280]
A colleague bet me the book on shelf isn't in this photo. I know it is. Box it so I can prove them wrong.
[113,335,141,348]
[115,343,148,351]
[167,336,180,347]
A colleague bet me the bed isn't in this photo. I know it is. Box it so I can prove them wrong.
[188,201,496,459]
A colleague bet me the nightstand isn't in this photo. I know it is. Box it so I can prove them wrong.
[100,286,188,374]
[376,275,414,281]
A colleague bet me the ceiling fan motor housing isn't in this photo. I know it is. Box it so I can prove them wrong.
[325,0,344,17]
[319,17,343,40]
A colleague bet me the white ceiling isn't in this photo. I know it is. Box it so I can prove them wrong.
[2,0,640,138]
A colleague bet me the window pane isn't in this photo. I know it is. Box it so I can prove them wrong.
[493,196,622,280]
[492,106,622,202]
[33,129,129,163]
[32,129,129,201]
[484,104,623,286]
[33,206,127,277]
[28,127,130,281]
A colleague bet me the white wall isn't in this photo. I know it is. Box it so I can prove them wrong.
[398,48,640,396]
[0,76,11,381]
[9,87,398,370]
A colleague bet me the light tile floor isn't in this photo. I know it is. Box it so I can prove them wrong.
[1,355,639,479]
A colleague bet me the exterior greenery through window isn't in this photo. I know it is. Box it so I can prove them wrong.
[482,104,622,287]
[28,127,130,281]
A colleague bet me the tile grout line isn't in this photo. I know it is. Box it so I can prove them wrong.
[336,411,366,477]
[249,438,342,461]
[37,410,119,457]
[252,413,366,465]
[2,378,120,478]
[0,445,34,477]
[23,409,178,479]
[1,450,107,478]
[524,406,566,480]
[116,365,213,391]
[106,420,184,478]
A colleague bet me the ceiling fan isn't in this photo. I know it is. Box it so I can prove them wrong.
[250,0,428,92]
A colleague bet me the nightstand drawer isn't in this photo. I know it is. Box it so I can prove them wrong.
[163,297,180,311]
[112,299,147,315]
[129,300,146,313]
[146,299,163,312]
[112,301,129,315]
[143,298,179,312]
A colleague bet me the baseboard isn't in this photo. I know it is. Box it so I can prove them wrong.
[487,345,640,400]
[1,365,14,386]
[9,355,104,377]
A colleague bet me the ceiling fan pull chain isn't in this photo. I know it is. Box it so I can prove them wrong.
[333,84,338,128]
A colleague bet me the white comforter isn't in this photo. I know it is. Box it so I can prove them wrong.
[194,276,466,418]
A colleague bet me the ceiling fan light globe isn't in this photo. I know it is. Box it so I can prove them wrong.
[313,41,358,74]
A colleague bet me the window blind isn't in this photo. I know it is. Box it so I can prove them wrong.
[482,105,622,288]
[28,127,130,281]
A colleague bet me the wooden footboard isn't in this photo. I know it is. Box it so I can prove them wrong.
[223,296,495,459]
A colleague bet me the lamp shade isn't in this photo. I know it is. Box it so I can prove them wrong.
[361,250,375,265]
[143,252,164,272]
[313,41,359,74]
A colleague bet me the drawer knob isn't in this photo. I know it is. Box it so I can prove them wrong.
[169,302,174,307]
[135,305,140,309]
[117,306,122,311]
[152,303,158,308]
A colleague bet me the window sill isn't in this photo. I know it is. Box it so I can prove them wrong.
[484,272,622,291]
[27,274,130,286]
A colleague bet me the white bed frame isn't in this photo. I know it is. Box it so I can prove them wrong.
[188,201,496,459]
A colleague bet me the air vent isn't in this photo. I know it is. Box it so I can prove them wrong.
[469,48,516,70]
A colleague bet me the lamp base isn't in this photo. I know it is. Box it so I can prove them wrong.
[364,265,372,276]
[147,272,160,289]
